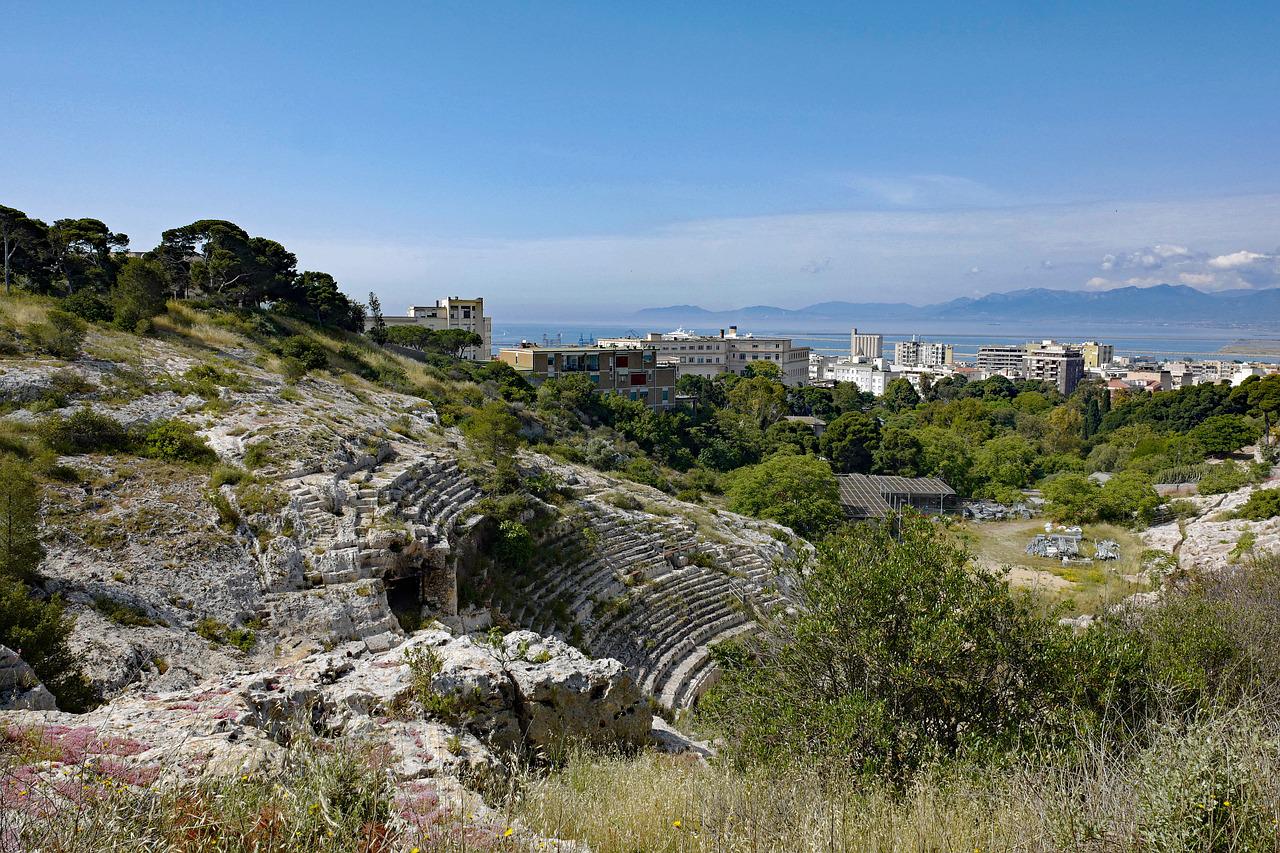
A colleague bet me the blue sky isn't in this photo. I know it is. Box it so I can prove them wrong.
[4,2,1280,318]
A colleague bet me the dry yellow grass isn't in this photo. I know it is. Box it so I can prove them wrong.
[0,292,56,327]
[956,519,1150,616]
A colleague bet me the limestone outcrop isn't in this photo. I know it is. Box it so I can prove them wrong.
[0,645,56,712]
[0,627,648,844]
[1142,475,1280,573]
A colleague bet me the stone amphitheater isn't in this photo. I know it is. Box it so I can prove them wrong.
[10,325,802,712]
[270,439,800,710]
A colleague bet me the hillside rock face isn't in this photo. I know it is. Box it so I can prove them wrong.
[1143,474,1280,573]
[1,627,645,845]
[0,645,56,712]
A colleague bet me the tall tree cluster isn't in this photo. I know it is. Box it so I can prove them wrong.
[0,204,365,330]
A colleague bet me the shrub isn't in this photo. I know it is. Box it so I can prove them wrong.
[208,464,247,489]
[0,457,44,583]
[38,408,131,455]
[26,309,87,358]
[181,363,244,397]
[195,617,257,653]
[242,441,273,470]
[140,419,216,465]
[60,289,113,324]
[208,490,240,529]
[0,575,96,711]
[234,481,288,516]
[493,520,534,568]
[1198,461,1251,495]
[724,453,843,538]
[92,596,158,627]
[1234,488,1280,521]
[277,335,329,371]
[701,514,1103,779]
[280,356,308,383]
[110,257,169,331]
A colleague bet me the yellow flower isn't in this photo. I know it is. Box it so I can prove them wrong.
[673,820,682,829]
[503,828,515,837]
[411,848,420,853]
[1224,800,1232,807]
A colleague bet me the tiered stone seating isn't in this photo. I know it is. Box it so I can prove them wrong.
[279,448,481,591]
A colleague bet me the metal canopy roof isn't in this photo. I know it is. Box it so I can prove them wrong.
[836,474,956,518]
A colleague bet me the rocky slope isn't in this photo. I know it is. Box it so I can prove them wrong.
[1,628,663,847]
[1142,470,1280,573]
[1,319,799,711]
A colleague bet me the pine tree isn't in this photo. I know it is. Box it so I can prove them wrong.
[367,292,388,344]
[0,458,44,582]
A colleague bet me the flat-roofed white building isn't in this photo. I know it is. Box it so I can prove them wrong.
[598,326,811,386]
[830,357,892,396]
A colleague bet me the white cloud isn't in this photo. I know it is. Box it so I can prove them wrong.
[1208,250,1270,269]
[1178,272,1216,286]
[1100,244,1196,271]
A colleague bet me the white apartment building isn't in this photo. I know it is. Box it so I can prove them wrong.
[850,328,884,360]
[829,357,892,396]
[894,337,954,368]
[597,327,811,386]
[374,296,493,361]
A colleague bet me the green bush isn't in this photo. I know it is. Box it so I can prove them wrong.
[277,336,329,371]
[208,464,247,488]
[140,419,216,465]
[208,490,240,529]
[0,457,45,583]
[280,356,308,383]
[700,514,1089,779]
[195,617,257,653]
[724,453,843,538]
[60,290,113,324]
[26,309,87,359]
[233,480,288,515]
[0,575,96,711]
[1234,488,1280,521]
[38,407,131,455]
[493,519,535,568]
[1198,461,1251,495]
[242,441,273,470]
[92,596,158,627]
[110,257,169,331]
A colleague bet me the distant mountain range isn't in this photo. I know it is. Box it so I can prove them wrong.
[634,284,1280,328]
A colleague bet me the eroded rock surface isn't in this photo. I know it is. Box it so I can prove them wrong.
[0,627,650,846]
[0,645,56,712]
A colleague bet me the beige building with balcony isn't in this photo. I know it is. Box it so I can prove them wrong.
[371,297,492,361]
[496,343,678,410]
